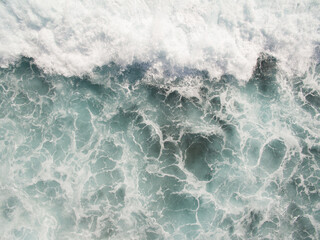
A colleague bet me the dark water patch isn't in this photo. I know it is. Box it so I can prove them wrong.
[305,90,320,112]
[246,53,279,101]
[1,57,53,97]
[70,75,109,97]
[109,108,139,133]
[310,145,320,166]
[220,123,241,150]
[287,203,304,218]
[93,61,150,85]
[144,84,168,105]
[123,62,150,84]
[293,216,315,240]
[291,123,309,140]
[243,210,263,237]
[93,62,122,81]
[142,84,206,142]
[180,133,224,181]
[219,74,239,88]
[209,96,221,112]
[94,61,150,85]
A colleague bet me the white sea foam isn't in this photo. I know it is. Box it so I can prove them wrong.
[0,0,319,79]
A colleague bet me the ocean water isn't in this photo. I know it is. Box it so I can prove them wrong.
[1,1,320,240]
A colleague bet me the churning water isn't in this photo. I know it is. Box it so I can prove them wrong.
[0,1,320,239]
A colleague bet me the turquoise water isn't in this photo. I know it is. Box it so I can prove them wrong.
[0,55,319,239]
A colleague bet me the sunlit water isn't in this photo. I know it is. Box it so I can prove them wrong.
[0,1,320,240]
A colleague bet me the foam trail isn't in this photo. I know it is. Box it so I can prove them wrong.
[0,0,319,79]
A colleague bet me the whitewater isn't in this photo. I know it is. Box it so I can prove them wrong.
[0,0,320,239]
